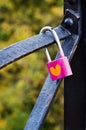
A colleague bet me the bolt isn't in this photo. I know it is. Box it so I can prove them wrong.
[64,17,74,27]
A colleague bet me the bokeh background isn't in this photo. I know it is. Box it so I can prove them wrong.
[0,0,64,130]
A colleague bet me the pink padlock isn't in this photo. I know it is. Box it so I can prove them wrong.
[40,26,72,81]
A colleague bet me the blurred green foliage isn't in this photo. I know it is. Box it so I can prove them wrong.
[0,0,64,130]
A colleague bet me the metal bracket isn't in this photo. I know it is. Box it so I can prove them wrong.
[61,9,80,34]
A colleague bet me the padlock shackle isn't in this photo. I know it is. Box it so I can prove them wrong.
[43,48,52,62]
[40,26,65,57]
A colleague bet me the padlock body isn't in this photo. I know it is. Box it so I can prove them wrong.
[47,56,72,80]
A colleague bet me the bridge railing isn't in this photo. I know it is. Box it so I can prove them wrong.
[0,0,84,130]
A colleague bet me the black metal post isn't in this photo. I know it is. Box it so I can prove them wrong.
[64,0,86,130]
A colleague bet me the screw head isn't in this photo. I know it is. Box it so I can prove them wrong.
[64,17,74,27]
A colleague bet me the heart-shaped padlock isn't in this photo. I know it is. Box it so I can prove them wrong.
[40,26,72,80]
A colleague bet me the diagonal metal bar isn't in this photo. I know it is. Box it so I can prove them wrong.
[24,34,79,130]
[0,26,70,69]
